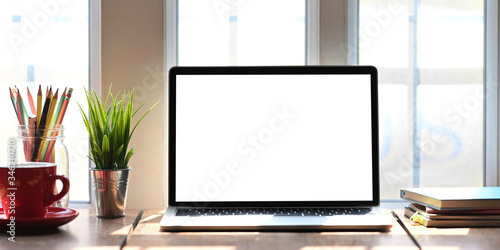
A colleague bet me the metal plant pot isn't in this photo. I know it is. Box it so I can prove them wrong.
[90,167,131,218]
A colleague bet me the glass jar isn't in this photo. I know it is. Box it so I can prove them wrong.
[17,124,69,207]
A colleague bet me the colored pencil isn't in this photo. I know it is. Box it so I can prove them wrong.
[32,89,53,161]
[26,115,36,161]
[37,85,42,126]
[38,89,58,160]
[15,87,28,126]
[8,87,21,124]
[7,84,74,162]
[56,88,73,125]
[52,88,66,125]
[45,89,58,127]
[38,88,52,127]
[27,87,36,115]
[44,88,73,162]
[39,89,58,159]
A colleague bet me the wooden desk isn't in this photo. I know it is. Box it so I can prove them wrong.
[125,209,500,250]
[2,208,500,249]
[0,207,137,250]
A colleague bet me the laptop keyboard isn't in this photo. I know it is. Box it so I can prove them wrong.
[176,207,373,217]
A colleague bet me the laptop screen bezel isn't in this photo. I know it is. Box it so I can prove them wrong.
[168,66,380,207]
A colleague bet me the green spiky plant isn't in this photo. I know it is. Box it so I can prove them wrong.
[78,86,157,169]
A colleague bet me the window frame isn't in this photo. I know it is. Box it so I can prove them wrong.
[485,0,499,186]
[88,0,101,204]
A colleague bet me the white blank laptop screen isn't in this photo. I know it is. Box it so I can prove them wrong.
[175,74,373,202]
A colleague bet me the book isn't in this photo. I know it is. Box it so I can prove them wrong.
[404,206,500,227]
[400,187,500,210]
[408,203,500,220]
[411,202,500,215]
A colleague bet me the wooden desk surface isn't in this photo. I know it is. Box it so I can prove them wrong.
[125,209,415,250]
[125,209,500,250]
[0,207,137,250]
[2,208,500,249]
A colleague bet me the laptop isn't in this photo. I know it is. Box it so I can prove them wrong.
[160,66,392,231]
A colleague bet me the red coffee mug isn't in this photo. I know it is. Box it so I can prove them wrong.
[0,162,70,218]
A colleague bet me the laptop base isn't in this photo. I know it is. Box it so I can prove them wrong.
[160,206,392,231]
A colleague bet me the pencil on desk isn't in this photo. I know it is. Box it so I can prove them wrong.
[391,210,422,250]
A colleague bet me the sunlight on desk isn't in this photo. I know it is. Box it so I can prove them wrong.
[124,247,236,250]
[110,224,133,235]
[375,247,458,250]
[140,211,166,223]
[409,226,470,236]
[109,209,166,235]
[319,232,381,236]
[301,247,367,250]
[303,247,427,250]
[73,247,120,250]
[177,232,260,236]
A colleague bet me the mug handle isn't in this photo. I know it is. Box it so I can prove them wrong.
[45,175,70,207]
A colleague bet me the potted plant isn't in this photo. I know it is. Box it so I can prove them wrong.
[79,86,157,217]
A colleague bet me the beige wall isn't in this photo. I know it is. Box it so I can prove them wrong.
[319,0,347,65]
[101,0,166,209]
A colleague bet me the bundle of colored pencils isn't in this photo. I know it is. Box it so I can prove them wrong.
[9,85,73,162]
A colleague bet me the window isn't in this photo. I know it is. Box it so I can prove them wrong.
[0,1,90,201]
[167,0,497,201]
[176,0,306,66]
[357,0,490,199]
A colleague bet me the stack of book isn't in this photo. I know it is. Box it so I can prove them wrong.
[400,187,500,227]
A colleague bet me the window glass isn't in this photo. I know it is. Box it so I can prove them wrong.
[0,1,90,201]
[178,0,306,66]
[359,0,484,199]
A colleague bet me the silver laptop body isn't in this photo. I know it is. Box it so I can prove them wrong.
[161,66,392,231]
